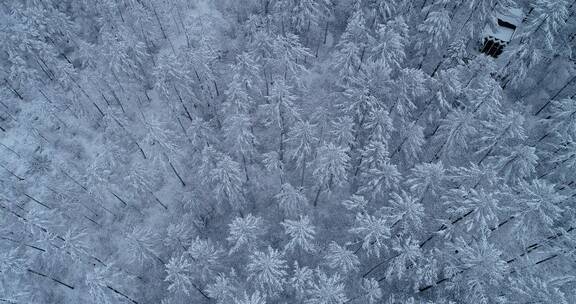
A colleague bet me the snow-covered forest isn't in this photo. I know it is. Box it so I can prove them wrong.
[1,0,576,303]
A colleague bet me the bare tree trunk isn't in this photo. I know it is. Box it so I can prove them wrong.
[4,79,23,100]
[0,163,25,181]
[173,84,194,121]
[312,184,323,207]
[112,117,147,159]
[323,21,329,45]
[169,160,186,187]
[534,75,576,116]
[27,268,75,290]
[106,285,139,304]
[242,154,250,182]
[300,156,307,188]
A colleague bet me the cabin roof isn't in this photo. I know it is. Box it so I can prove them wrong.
[499,8,523,26]
[483,8,524,43]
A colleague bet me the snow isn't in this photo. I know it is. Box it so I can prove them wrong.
[1,1,575,303]
[483,8,524,42]
[484,25,515,42]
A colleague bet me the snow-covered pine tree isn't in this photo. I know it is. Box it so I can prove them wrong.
[1,0,575,303]
[282,215,316,253]
[247,246,288,296]
[312,143,350,206]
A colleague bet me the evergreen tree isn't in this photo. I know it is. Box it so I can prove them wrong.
[223,113,258,181]
[372,17,409,69]
[386,190,425,235]
[349,213,391,257]
[305,270,348,304]
[125,225,162,267]
[260,77,301,163]
[187,237,224,282]
[406,162,446,198]
[325,241,360,273]
[227,214,267,254]
[312,143,350,205]
[512,180,566,240]
[234,291,266,304]
[385,237,422,281]
[282,216,316,253]
[416,8,451,69]
[210,155,246,211]
[288,120,318,186]
[247,246,288,296]
[206,273,237,304]
[434,110,478,161]
[290,261,314,299]
[361,278,382,304]
[447,236,509,303]
[276,183,309,217]
[165,253,194,294]
[1,0,575,302]
[509,275,575,304]
[497,144,539,183]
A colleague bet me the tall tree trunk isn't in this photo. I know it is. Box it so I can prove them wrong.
[300,155,307,188]
[534,75,576,116]
[242,154,250,182]
[312,184,323,207]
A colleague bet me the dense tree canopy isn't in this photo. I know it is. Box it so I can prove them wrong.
[0,0,575,303]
